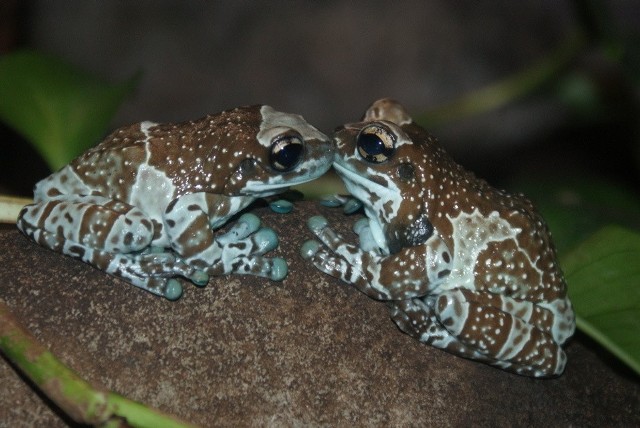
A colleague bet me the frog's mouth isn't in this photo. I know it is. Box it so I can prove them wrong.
[333,161,402,254]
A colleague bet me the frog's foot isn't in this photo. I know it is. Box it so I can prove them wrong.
[215,213,262,244]
[389,298,499,365]
[389,297,537,375]
[208,254,288,281]
[214,216,279,260]
[301,239,355,281]
[214,225,287,280]
[304,215,382,274]
[190,221,287,281]
[301,216,364,281]
[302,216,394,298]
[434,288,567,377]
[16,197,206,299]
[75,244,208,299]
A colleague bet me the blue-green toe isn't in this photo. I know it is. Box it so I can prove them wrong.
[270,257,288,281]
[300,240,321,259]
[307,215,328,231]
[255,227,279,252]
[164,279,183,301]
[239,212,261,232]
[269,199,293,214]
[191,271,209,287]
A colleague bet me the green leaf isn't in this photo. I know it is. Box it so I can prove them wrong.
[562,225,640,376]
[0,50,139,171]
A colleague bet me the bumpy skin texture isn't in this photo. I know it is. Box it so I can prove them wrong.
[303,99,575,377]
[18,105,333,299]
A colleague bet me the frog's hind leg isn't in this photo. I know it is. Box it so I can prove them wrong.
[389,299,500,368]
[16,197,196,298]
[434,288,568,377]
[390,293,567,377]
[70,244,201,300]
[17,196,155,253]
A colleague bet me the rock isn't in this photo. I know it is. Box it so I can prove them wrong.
[0,201,638,426]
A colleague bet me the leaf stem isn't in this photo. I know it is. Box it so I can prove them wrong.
[0,195,32,224]
[0,300,199,427]
[415,31,588,128]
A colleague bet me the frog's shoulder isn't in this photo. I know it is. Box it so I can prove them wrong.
[64,122,151,175]
[481,184,558,254]
[470,176,543,227]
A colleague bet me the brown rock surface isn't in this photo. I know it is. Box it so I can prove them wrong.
[0,201,638,426]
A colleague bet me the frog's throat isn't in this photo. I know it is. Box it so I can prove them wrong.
[333,161,399,254]
[241,163,332,196]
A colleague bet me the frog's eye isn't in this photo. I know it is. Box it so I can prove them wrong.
[356,124,396,163]
[270,131,304,172]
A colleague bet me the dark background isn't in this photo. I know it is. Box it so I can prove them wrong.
[1,1,639,195]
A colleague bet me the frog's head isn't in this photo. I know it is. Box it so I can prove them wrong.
[333,99,449,255]
[223,105,333,197]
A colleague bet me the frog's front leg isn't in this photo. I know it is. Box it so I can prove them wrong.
[163,192,287,281]
[394,289,568,377]
[302,216,452,300]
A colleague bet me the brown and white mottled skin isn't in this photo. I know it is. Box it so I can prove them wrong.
[18,105,333,300]
[303,99,575,377]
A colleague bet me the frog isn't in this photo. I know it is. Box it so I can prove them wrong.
[302,99,575,377]
[17,105,333,300]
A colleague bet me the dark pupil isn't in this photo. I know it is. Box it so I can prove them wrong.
[271,140,303,172]
[357,131,394,163]
[358,133,386,156]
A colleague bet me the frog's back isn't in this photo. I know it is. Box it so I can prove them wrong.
[33,121,160,202]
[35,106,265,203]
[415,130,568,303]
[457,167,567,303]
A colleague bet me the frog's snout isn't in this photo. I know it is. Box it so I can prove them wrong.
[324,139,337,162]
[309,135,337,171]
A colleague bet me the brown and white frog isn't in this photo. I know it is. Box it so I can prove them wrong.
[302,99,575,377]
[18,105,333,300]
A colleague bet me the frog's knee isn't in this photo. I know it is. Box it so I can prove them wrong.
[113,215,154,252]
[435,290,468,336]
